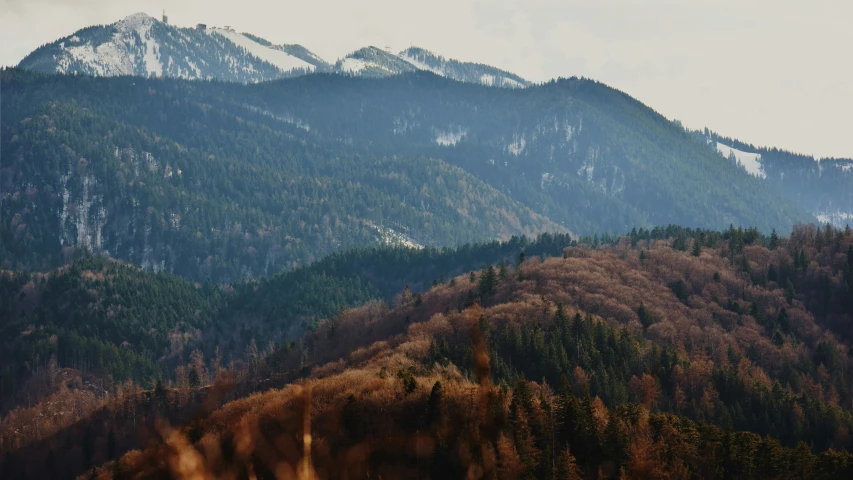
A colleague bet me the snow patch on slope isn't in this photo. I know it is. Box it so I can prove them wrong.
[58,13,160,77]
[338,57,369,73]
[209,28,314,72]
[141,33,162,77]
[507,135,526,156]
[501,77,525,88]
[435,128,467,146]
[61,42,134,76]
[816,211,853,227]
[399,53,445,76]
[242,105,310,130]
[716,142,766,179]
[370,223,423,249]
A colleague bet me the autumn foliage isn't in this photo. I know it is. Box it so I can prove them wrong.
[3,224,853,479]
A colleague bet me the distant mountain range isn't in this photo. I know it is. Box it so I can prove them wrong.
[695,131,853,228]
[18,12,530,87]
[1,68,817,282]
[4,11,852,283]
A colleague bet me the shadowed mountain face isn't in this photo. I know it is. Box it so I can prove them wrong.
[0,69,564,282]
[0,68,814,281]
[14,12,847,236]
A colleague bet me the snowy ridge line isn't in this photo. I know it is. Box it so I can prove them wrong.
[19,12,532,88]
[208,28,314,73]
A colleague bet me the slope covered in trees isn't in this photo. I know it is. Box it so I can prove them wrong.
[3,225,853,478]
[1,68,816,283]
[689,128,853,227]
[0,234,574,412]
[1,68,563,282]
[218,72,816,234]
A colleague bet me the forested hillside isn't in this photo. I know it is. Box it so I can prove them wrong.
[687,129,853,227]
[1,68,817,284]
[2,225,853,479]
[219,73,814,234]
[5,8,852,480]
[0,233,574,412]
[0,69,562,282]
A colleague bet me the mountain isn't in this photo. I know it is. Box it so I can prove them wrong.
[16,13,530,89]
[334,46,531,87]
[335,46,419,78]
[0,68,815,281]
[0,68,563,282]
[17,13,323,83]
[218,73,815,234]
[689,129,853,228]
[14,12,847,235]
[4,225,853,479]
[399,46,529,87]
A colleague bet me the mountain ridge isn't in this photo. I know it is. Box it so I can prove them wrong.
[17,12,532,88]
[0,68,818,282]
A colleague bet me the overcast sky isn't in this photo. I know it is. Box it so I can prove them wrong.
[1,0,850,158]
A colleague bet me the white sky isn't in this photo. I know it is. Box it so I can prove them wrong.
[1,0,851,159]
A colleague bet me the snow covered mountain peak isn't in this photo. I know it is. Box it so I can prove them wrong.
[17,14,531,88]
[116,12,158,31]
[398,46,530,88]
[332,45,531,87]
[335,46,418,77]
[18,13,325,83]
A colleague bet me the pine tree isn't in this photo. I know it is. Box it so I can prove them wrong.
[785,280,796,305]
[847,245,853,270]
[113,457,127,480]
[691,239,701,257]
[511,400,541,476]
[769,229,779,250]
[557,446,583,480]
[497,433,522,480]
[426,381,443,427]
[673,235,688,252]
[479,265,498,299]
[604,414,630,472]
[789,441,815,478]
[107,428,117,460]
[767,264,778,283]
[155,378,166,398]
[188,366,200,389]
[798,250,809,270]
[499,259,509,280]
[637,304,655,328]
[82,424,95,468]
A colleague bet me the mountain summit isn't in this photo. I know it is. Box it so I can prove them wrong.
[17,13,531,87]
[18,12,321,83]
